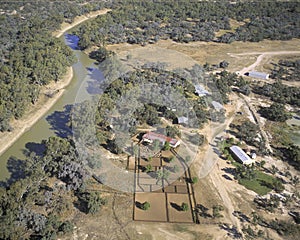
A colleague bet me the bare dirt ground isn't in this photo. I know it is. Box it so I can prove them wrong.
[107,38,300,73]
[0,9,111,157]
[103,39,300,239]
[232,51,300,75]
[193,94,255,232]
[134,193,168,222]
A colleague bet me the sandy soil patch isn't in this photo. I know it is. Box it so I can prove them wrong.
[134,193,168,222]
[107,38,300,73]
[139,157,161,167]
[167,193,193,223]
[53,9,111,38]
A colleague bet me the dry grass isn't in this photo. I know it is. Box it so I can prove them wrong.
[262,55,300,72]
[107,39,300,73]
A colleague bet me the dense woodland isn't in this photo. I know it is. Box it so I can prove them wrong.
[73,63,210,153]
[271,59,300,81]
[0,0,104,132]
[253,81,300,107]
[0,136,106,239]
[74,0,300,49]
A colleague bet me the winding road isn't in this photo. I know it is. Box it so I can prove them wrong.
[228,51,300,75]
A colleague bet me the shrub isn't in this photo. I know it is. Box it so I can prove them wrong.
[142,201,151,211]
[181,202,189,211]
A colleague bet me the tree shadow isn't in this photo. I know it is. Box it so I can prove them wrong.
[0,156,26,187]
[73,199,87,214]
[135,201,143,209]
[64,34,80,50]
[233,211,250,223]
[213,147,221,156]
[219,223,243,239]
[195,204,212,218]
[46,105,72,138]
[86,67,106,95]
[170,202,182,211]
[24,142,46,157]
[222,167,236,176]
[222,174,233,181]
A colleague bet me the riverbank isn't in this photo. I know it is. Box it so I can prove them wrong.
[0,67,73,156]
[53,8,111,38]
[0,8,111,157]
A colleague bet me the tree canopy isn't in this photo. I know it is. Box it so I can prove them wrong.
[0,0,104,132]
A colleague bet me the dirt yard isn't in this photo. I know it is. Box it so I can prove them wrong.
[167,193,193,223]
[134,193,168,222]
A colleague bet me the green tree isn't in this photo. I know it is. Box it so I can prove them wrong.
[259,103,292,122]
[181,202,189,211]
[166,125,181,138]
[163,141,171,151]
[81,191,107,215]
[191,176,198,184]
[185,155,191,163]
[212,205,224,218]
[142,201,150,210]
[145,164,153,173]
[89,47,115,63]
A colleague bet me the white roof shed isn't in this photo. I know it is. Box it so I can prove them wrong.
[230,145,255,165]
[195,84,210,96]
[211,101,224,111]
[248,71,270,80]
[178,116,189,125]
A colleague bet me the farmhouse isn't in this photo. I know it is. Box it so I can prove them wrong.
[142,132,180,148]
[229,145,255,165]
[248,71,270,80]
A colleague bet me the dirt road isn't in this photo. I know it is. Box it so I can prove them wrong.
[195,95,245,232]
[229,51,300,75]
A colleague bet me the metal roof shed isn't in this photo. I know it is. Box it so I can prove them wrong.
[211,101,224,111]
[178,116,189,125]
[248,71,270,80]
[195,84,210,96]
[229,145,255,165]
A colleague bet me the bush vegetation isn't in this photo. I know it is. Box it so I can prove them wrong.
[74,0,300,49]
[0,0,104,132]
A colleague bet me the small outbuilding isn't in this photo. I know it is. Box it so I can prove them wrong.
[195,84,210,96]
[248,71,270,80]
[211,101,224,111]
[229,145,255,165]
[177,116,189,125]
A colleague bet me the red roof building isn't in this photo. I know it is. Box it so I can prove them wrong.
[142,132,180,148]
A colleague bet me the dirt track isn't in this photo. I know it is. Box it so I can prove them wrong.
[229,51,300,75]
[195,94,245,232]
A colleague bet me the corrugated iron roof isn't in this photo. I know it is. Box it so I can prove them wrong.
[249,71,269,79]
[230,145,252,163]
[143,132,179,146]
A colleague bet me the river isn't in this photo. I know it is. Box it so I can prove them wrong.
[0,34,98,183]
